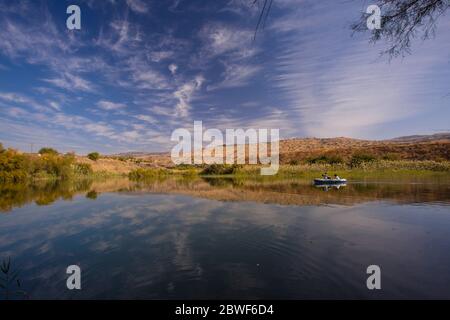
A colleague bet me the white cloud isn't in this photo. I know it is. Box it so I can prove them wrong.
[49,101,61,111]
[135,114,157,124]
[148,106,173,117]
[126,0,149,14]
[200,23,253,58]
[0,92,52,113]
[44,73,95,93]
[122,130,140,140]
[148,51,174,62]
[174,76,204,117]
[97,100,127,111]
[6,107,28,118]
[208,63,261,91]
[169,63,178,75]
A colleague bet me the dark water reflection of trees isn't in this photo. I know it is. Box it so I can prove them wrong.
[1,176,449,213]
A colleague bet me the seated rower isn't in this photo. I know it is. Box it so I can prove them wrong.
[334,174,340,180]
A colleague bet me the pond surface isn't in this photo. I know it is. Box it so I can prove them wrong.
[0,176,449,299]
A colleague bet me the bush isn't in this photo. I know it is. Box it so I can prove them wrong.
[73,163,93,176]
[349,153,377,168]
[86,190,98,200]
[200,164,240,175]
[0,149,79,182]
[38,147,58,155]
[32,153,76,180]
[382,153,401,161]
[87,152,100,161]
[289,160,300,165]
[0,149,30,183]
[306,155,343,165]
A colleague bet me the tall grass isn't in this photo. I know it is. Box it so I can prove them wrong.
[233,160,450,179]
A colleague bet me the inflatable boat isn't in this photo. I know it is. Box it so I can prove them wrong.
[313,178,347,185]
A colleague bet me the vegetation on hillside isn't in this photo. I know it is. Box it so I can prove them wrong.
[87,152,100,161]
[38,147,58,156]
[2,135,449,183]
[0,146,93,183]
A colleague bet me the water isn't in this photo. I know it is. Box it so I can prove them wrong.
[0,177,449,299]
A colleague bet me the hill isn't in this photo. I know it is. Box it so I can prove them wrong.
[279,134,450,163]
[110,133,450,168]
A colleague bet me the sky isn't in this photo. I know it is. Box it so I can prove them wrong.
[0,0,449,154]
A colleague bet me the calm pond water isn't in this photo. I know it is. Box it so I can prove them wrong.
[0,176,450,299]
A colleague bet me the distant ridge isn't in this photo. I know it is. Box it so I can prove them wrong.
[388,132,450,143]
[108,132,450,163]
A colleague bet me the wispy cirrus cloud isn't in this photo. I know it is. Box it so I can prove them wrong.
[174,75,205,117]
[207,63,261,91]
[126,0,149,14]
[97,100,127,111]
[44,73,96,93]
[269,0,450,138]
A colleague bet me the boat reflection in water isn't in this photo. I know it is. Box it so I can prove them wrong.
[314,183,347,191]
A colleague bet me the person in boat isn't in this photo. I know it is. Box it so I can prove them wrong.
[322,172,329,179]
[334,174,341,180]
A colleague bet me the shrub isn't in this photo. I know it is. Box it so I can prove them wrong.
[87,152,100,161]
[86,190,98,200]
[200,164,240,175]
[289,160,300,165]
[33,153,76,180]
[0,148,92,182]
[73,163,93,176]
[349,153,377,168]
[306,155,343,165]
[38,147,58,155]
[0,149,30,183]
[382,153,401,161]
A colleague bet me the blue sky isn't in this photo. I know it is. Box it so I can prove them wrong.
[0,0,449,154]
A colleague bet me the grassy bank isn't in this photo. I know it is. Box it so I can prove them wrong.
[2,141,449,184]
[0,146,125,183]
[126,160,450,182]
[234,160,450,179]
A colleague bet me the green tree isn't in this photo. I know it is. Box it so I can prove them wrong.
[87,152,100,161]
[0,149,30,183]
[38,147,58,155]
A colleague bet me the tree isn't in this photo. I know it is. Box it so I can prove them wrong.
[87,152,100,161]
[38,147,58,155]
[253,0,449,58]
[351,0,449,58]
[0,142,4,153]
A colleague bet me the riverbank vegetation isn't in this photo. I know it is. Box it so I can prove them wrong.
[0,146,95,183]
[126,159,450,182]
[2,140,450,184]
